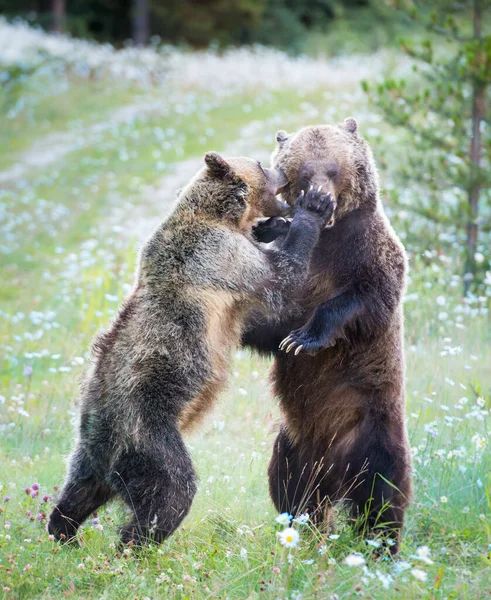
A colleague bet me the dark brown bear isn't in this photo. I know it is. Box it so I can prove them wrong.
[246,118,412,554]
[47,152,335,546]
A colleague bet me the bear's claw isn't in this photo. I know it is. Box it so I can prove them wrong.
[279,334,304,355]
[295,187,336,229]
[279,328,335,355]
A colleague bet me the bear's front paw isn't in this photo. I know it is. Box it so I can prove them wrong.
[252,216,290,243]
[279,327,335,355]
[295,187,336,230]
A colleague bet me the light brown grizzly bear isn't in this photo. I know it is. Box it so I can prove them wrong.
[246,118,412,554]
[47,152,335,546]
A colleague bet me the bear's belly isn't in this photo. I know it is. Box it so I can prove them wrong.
[271,334,404,445]
[177,288,243,433]
[272,351,358,444]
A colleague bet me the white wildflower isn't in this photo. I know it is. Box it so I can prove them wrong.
[424,421,438,437]
[344,553,365,567]
[293,513,309,525]
[411,568,427,582]
[376,570,393,589]
[275,512,292,526]
[415,546,434,564]
[471,433,486,451]
[278,527,299,548]
[392,560,412,574]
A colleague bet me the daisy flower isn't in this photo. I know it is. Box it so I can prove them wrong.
[411,568,427,582]
[344,553,365,567]
[293,513,309,525]
[275,512,293,526]
[413,546,434,564]
[278,527,299,548]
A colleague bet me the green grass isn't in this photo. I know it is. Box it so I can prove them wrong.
[1,52,490,600]
[0,76,144,171]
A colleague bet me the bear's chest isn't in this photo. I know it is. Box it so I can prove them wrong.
[304,235,339,305]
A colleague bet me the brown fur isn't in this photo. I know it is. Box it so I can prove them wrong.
[177,288,241,432]
[244,118,412,554]
[48,151,334,546]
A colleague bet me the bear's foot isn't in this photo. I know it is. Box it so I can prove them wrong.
[47,508,80,545]
[120,523,168,547]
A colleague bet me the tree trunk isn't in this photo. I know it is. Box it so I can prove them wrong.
[52,0,65,33]
[464,0,485,294]
[133,0,150,46]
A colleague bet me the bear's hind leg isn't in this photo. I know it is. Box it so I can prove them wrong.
[268,427,327,518]
[348,439,411,555]
[111,427,197,545]
[48,445,114,542]
[349,483,407,557]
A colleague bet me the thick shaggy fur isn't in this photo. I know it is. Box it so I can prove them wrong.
[47,153,334,545]
[245,119,412,553]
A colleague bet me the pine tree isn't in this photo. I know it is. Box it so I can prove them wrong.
[52,0,65,33]
[363,0,490,293]
[133,0,150,45]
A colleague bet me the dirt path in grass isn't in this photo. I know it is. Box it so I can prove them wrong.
[1,50,412,248]
[0,100,163,184]
[104,123,274,243]
[0,50,408,187]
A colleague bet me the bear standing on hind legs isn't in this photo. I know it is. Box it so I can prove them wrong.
[246,118,412,554]
[47,152,335,546]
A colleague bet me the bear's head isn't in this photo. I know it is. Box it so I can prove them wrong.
[272,118,379,221]
[202,152,289,228]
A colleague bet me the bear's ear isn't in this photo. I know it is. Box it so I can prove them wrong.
[342,117,358,136]
[204,152,234,178]
[276,130,289,145]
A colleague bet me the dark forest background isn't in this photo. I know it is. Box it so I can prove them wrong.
[0,0,408,52]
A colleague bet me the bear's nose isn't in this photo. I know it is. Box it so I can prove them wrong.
[310,179,335,199]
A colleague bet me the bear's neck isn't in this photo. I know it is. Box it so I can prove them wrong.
[334,186,379,221]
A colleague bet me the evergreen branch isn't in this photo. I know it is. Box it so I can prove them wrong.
[380,104,455,152]
[405,203,459,227]
[427,24,473,42]
[449,2,473,9]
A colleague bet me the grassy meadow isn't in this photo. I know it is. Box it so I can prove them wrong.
[0,19,490,599]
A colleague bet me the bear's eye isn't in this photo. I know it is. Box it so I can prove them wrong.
[299,174,311,188]
[326,167,339,179]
